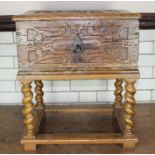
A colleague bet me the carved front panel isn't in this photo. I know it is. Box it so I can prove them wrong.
[16,19,139,72]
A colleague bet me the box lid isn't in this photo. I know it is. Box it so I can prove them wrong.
[12,10,141,21]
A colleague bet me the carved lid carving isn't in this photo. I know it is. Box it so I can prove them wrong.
[12,10,141,21]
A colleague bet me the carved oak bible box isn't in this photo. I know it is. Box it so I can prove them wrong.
[13,11,141,152]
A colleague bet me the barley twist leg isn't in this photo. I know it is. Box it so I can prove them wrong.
[114,79,123,108]
[124,79,136,137]
[34,80,45,108]
[21,81,35,138]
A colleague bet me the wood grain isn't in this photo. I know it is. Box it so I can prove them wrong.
[0,104,155,153]
[14,11,140,152]
[114,79,123,107]
[17,71,139,81]
[16,19,139,72]
[34,80,45,108]
[3,13,155,32]
[21,133,138,145]
[20,104,138,151]
[124,79,136,137]
[45,104,113,113]
[12,11,141,21]
[21,81,35,138]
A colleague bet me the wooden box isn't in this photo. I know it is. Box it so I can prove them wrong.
[14,11,140,74]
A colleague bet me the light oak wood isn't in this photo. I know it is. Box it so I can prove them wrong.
[12,11,141,21]
[45,105,113,113]
[21,133,138,145]
[17,71,139,81]
[23,143,36,152]
[14,12,139,73]
[114,79,123,107]
[34,80,45,108]
[21,81,35,138]
[14,10,140,151]
[18,69,140,75]
[20,105,138,151]
[123,142,136,149]
[124,79,136,137]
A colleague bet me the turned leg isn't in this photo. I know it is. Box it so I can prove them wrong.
[34,80,46,125]
[124,79,136,137]
[21,80,35,138]
[34,80,45,108]
[21,81,36,151]
[122,79,137,148]
[114,79,123,108]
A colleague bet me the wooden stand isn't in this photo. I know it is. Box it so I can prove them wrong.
[18,71,139,152]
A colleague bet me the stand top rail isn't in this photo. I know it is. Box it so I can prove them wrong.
[17,70,139,81]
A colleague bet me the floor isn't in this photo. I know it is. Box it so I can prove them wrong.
[0,104,155,153]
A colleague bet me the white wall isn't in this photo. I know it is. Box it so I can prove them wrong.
[0,1,155,15]
[0,1,155,104]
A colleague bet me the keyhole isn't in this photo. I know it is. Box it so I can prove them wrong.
[74,44,82,53]
[71,33,85,63]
